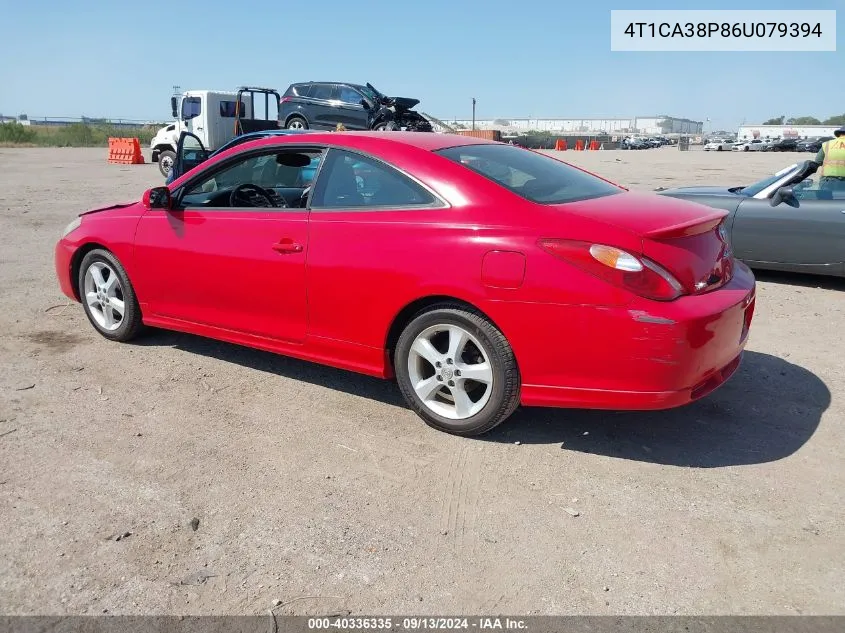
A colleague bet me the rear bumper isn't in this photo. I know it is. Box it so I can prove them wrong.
[498,261,756,410]
[521,351,744,410]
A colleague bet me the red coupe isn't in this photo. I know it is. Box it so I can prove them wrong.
[55,132,756,436]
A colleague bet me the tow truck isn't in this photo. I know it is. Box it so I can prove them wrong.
[150,86,281,177]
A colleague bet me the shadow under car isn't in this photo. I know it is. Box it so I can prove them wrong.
[136,331,828,468]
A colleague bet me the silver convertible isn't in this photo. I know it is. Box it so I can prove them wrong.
[657,160,845,277]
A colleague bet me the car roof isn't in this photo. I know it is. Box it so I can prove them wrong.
[212,130,313,153]
[241,130,310,138]
[232,131,497,153]
[292,81,366,89]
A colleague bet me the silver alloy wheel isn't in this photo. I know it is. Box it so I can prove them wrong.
[160,154,173,174]
[287,119,305,129]
[83,261,125,331]
[407,324,494,420]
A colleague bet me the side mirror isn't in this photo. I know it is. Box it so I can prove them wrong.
[360,99,371,109]
[144,186,172,210]
[170,96,179,119]
[770,186,798,208]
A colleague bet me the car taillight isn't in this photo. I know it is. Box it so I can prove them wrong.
[280,96,292,103]
[538,239,685,301]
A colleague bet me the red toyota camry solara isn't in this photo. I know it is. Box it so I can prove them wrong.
[55,132,755,436]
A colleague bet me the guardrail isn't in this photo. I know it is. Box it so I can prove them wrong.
[4,117,169,128]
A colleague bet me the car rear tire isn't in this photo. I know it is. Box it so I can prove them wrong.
[716,146,722,151]
[286,116,308,130]
[78,249,144,343]
[394,305,520,437]
[158,150,175,178]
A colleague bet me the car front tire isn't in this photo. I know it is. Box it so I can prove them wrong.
[374,121,398,131]
[394,305,520,437]
[285,116,308,130]
[78,249,144,342]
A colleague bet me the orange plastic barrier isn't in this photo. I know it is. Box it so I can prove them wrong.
[575,140,584,151]
[455,129,502,141]
[554,139,567,151]
[589,140,600,150]
[108,138,145,165]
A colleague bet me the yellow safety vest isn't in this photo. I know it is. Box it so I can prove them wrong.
[821,138,845,178]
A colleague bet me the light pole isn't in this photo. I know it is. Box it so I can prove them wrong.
[472,98,476,130]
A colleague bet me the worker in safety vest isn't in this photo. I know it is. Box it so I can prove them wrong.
[814,126,845,190]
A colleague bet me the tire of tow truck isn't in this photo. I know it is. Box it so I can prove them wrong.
[158,150,176,178]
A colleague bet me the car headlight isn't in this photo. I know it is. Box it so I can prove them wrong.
[62,217,82,238]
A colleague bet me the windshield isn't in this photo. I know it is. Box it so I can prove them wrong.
[359,85,381,102]
[436,144,622,205]
[738,163,800,197]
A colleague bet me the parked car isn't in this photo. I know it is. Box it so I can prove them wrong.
[166,129,316,183]
[732,139,766,152]
[704,139,733,151]
[621,137,648,149]
[280,82,432,132]
[797,136,833,153]
[56,132,755,436]
[657,160,844,277]
[767,138,799,152]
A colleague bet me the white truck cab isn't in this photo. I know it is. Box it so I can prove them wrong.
[151,87,280,177]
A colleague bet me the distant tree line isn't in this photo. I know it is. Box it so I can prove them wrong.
[761,114,845,126]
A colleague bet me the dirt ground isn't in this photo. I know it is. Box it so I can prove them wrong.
[0,146,843,616]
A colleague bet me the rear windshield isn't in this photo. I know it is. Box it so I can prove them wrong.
[436,144,621,205]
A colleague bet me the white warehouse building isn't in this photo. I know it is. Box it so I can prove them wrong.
[445,115,702,135]
[735,124,839,141]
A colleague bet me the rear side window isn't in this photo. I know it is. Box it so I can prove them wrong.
[436,144,621,205]
[219,100,245,117]
[337,86,362,104]
[311,149,438,209]
[309,84,334,100]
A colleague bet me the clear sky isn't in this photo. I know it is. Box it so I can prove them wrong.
[0,0,841,131]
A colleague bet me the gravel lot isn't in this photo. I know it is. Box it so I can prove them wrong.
[0,146,842,616]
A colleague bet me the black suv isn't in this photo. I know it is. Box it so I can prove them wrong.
[768,137,799,152]
[797,136,833,153]
[279,82,432,132]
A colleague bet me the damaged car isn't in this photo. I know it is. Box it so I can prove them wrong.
[280,82,433,132]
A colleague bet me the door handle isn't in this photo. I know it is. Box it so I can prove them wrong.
[272,241,303,254]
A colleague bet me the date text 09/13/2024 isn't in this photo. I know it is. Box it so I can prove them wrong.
[307,617,528,630]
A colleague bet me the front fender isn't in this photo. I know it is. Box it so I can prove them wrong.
[369,107,395,128]
[56,207,147,301]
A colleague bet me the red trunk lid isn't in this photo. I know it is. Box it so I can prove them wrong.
[557,192,733,294]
